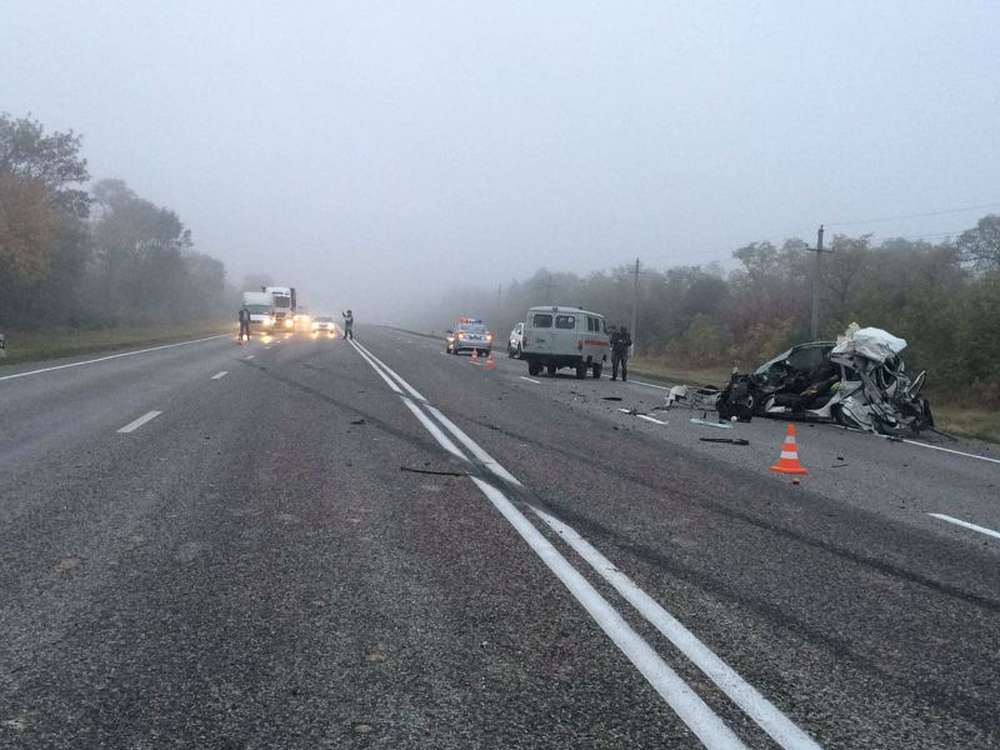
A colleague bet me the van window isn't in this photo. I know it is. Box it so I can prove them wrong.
[587,316,597,332]
[555,315,576,329]
[532,313,553,328]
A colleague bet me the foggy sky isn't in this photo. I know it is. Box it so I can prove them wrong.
[4,1,999,321]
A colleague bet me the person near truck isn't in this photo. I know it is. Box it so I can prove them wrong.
[610,325,632,381]
[238,305,252,342]
[342,309,354,339]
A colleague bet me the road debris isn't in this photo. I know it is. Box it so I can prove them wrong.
[350,418,366,425]
[690,417,734,430]
[699,437,749,445]
[602,396,623,401]
[400,466,467,477]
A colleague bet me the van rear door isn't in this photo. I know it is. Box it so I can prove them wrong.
[551,312,580,356]
[526,311,553,352]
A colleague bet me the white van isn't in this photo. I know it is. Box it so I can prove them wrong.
[521,306,609,378]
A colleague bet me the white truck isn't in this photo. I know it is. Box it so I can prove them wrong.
[263,286,297,330]
[521,305,610,379]
[241,291,275,330]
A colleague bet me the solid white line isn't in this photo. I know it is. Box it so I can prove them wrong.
[211,371,228,380]
[353,340,428,401]
[928,513,1000,540]
[532,505,821,750]
[902,439,1000,466]
[0,334,230,383]
[244,354,255,360]
[348,339,402,394]
[346,333,817,746]
[401,397,467,460]
[520,376,542,384]
[117,410,162,434]
[472,478,746,749]
[426,405,523,487]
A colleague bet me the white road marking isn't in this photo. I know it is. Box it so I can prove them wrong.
[244,354,255,360]
[472,479,746,750]
[349,339,402,394]
[349,338,819,748]
[0,334,230,383]
[401,397,466,460]
[928,513,1000,540]
[210,371,228,380]
[117,410,162,434]
[426,405,522,487]
[265,345,273,350]
[353,340,428,401]
[532,505,822,750]
[902,439,1000,466]
[520,376,542,384]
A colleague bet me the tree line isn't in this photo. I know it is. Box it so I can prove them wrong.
[420,219,1000,399]
[0,113,235,330]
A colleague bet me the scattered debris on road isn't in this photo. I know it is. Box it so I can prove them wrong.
[699,437,749,446]
[400,466,467,477]
[690,417,734,430]
[350,418,366,425]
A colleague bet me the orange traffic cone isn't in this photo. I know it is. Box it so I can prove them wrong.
[484,352,496,370]
[470,348,479,364]
[769,423,808,475]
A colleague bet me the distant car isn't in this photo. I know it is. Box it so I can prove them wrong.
[293,312,313,331]
[508,322,524,358]
[311,316,337,334]
[446,318,494,355]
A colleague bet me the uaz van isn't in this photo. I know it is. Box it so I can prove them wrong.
[521,306,609,378]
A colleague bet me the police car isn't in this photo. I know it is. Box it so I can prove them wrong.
[446,318,494,355]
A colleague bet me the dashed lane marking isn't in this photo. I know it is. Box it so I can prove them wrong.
[211,371,228,380]
[117,410,162,434]
[520,376,542,384]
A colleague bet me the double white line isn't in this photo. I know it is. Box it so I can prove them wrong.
[348,338,821,750]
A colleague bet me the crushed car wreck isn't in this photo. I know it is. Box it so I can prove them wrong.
[717,324,934,435]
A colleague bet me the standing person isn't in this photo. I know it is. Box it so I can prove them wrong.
[611,325,632,381]
[238,305,252,342]
[342,309,354,340]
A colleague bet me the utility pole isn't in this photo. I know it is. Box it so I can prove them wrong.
[630,257,640,357]
[807,225,831,340]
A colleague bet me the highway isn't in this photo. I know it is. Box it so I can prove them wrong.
[1,326,999,749]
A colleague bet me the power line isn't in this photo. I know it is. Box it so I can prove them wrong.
[825,201,1000,227]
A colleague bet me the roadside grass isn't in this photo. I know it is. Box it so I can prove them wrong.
[630,356,1000,444]
[0,321,234,366]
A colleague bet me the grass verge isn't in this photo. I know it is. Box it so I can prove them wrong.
[630,356,1000,444]
[0,321,234,366]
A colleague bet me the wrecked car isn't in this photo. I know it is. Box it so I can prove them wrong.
[718,325,933,435]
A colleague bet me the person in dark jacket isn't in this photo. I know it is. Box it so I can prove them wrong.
[238,305,251,342]
[342,309,354,340]
[610,325,632,381]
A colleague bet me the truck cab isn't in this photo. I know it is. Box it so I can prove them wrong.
[263,286,296,331]
[522,306,609,379]
[242,291,275,330]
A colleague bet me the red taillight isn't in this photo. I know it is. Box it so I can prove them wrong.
[577,340,583,351]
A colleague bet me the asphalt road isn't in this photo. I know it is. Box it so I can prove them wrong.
[2,325,998,749]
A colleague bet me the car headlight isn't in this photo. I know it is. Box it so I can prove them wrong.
[284,318,293,328]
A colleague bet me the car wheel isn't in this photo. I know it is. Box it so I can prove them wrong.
[546,364,557,377]
[528,361,541,376]
[592,364,602,379]
[575,363,587,379]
